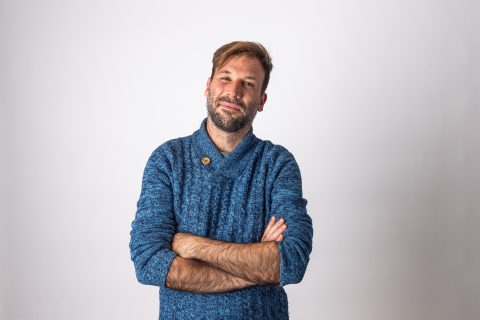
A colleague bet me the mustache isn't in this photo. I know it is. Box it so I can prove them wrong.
[217,96,246,109]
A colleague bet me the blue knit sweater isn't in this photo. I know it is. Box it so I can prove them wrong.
[130,119,313,319]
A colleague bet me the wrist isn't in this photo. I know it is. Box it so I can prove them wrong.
[184,234,201,259]
[188,235,222,261]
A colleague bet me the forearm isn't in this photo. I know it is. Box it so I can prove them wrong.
[165,256,255,293]
[184,236,280,285]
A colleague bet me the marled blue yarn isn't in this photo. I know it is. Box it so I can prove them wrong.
[130,119,313,320]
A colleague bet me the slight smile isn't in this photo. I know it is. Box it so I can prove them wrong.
[218,101,242,112]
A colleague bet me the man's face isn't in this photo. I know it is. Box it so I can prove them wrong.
[205,55,267,133]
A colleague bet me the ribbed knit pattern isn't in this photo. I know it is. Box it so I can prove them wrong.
[130,119,313,319]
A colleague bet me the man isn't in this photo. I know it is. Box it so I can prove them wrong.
[130,41,313,319]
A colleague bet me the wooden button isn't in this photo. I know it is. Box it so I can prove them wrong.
[201,157,211,165]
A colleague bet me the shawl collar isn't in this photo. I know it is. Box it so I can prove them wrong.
[192,118,259,178]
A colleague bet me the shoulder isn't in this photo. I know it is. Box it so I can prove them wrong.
[251,138,303,184]
[255,140,305,197]
[144,134,193,173]
[256,139,297,168]
[150,134,192,161]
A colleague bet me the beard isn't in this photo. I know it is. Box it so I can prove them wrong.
[206,90,258,133]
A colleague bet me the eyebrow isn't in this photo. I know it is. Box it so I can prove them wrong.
[217,70,259,82]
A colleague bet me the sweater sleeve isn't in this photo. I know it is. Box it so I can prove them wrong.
[129,147,177,287]
[271,152,313,287]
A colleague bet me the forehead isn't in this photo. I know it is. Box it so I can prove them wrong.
[216,55,265,81]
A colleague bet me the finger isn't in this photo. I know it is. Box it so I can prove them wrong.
[263,221,286,242]
[264,221,285,241]
[275,234,284,242]
[262,216,276,241]
[264,216,276,234]
[269,223,287,240]
[264,218,285,239]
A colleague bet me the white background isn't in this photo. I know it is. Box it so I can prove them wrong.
[1,0,479,319]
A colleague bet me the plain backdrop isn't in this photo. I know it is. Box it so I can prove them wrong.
[1,0,479,319]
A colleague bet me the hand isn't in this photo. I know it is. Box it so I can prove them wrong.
[261,216,287,242]
[171,233,198,259]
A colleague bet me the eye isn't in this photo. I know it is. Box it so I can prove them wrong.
[244,81,255,88]
[220,76,230,81]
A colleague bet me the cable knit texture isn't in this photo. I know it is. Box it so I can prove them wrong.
[130,119,313,319]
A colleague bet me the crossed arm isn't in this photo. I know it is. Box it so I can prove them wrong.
[130,148,313,294]
[165,216,287,293]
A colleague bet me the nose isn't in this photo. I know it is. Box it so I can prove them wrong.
[226,80,243,99]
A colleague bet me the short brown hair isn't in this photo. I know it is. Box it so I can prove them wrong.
[210,41,273,93]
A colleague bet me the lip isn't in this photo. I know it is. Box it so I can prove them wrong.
[219,101,241,112]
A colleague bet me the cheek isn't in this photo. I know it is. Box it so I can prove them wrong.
[209,86,223,99]
[207,87,216,100]
[247,94,262,107]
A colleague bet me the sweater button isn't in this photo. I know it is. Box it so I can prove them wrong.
[201,156,211,165]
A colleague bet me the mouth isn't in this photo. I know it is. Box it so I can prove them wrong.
[217,98,243,112]
[218,101,242,112]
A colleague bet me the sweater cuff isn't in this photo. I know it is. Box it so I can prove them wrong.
[159,250,178,287]
[277,241,286,287]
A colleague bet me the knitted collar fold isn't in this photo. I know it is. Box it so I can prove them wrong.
[192,118,259,178]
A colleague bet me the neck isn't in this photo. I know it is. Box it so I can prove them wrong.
[206,118,251,153]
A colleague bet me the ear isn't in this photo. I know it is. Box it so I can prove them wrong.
[258,93,267,112]
[204,78,212,97]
